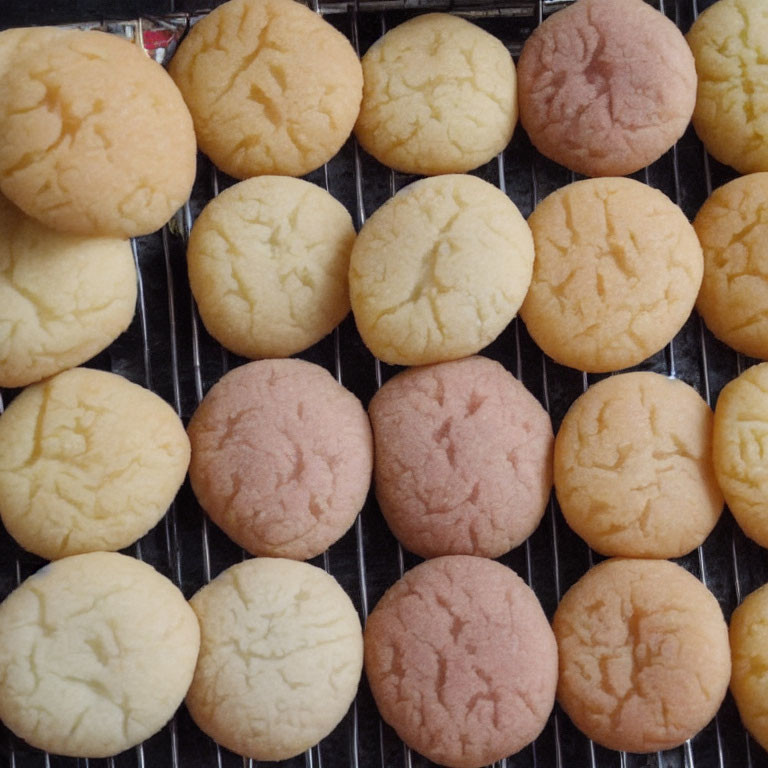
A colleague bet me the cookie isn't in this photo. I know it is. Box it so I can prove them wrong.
[186,557,362,760]
[730,582,768,753]
[187,359,372,560]
[0,194,136,388]
[365,556,557,768]
[687,0,768,175]
[694,173,768,359]
[0,28,196,238]
[517,0,696,177]
[169,0,362,179]
[554,558,730,753]
[0,368,190,560]
[519,177,703,373]
[354,13,517,175]
[0,552,200,758]
[713,362,768,548]
[187,176,355,359]
[369,356,553,559]
[349,175,534,366]
[554,372,722,558]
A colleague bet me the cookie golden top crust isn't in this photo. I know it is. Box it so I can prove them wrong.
[520,177,703,373]
[687,0,768,174]
[169,0,362,178]
[355,13,517,175]
[0,29,196,237]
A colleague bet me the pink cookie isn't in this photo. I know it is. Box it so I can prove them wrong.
[517,0,696,177]
[365,556,558,768]
[188,359,373,560]
[368,356,553,558]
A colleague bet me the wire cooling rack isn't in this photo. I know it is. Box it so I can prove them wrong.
[1,0,765,766]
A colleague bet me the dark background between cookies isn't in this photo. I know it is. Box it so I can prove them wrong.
[0,1,759,768]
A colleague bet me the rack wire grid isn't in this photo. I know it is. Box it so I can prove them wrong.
[0,0,762,766]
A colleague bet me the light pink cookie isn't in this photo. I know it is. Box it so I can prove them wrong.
[369,356,553,558]
[365,556,557,768]
[187,359,373,560]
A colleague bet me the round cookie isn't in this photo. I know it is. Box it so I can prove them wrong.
[694,173,768,359]
[354,13,517,175]
[369,356,553,559]
[713,362,768,548]
[169,0,362,179]
[554,372,723,558]
[0,29,196,238]
[0,367,190,560]
[349,175,534,366]
[519,177,703,373]
[0,552,200,758]
[517,0,696,177]
[687,0,768,175]
[186,557,362,760]
[0,194,136,388]
[187,359,372,560]
[365,556,557,768]
[553,558,731,753]
[730,582,768,753]
[187,176,355,359]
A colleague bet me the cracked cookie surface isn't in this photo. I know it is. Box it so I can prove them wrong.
[554,558,730,753]
[186,557,362,760]
[349,175,534,366]
[354,13,517,175]
[0,193,136,388]
[187,176,355,359]
[0,28,196,237]
[517,0,696,177]
[0,552,200,758]
[694,172,768,359]
[712,362,768,548]
[169,0,362,179]
[187,359,373,560]
[364,556,557,768]
[0,367,190,560]
[687,0,768,174]
[519,177,702,373]
[369,356,553,559]
[554,372,722,558]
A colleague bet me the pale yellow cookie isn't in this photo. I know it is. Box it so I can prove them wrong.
[0,552,200,758]
[349,174,534,366]
[687,0,768,175]
[694,173,768,359]
[520,177,703,373]
[188,177,355,359]
[355,13,517,175]
[186,557,363,760]
[169,0,363,179]
[554,372,722,558]
[0,194,136,388]
[0,368,190,560]
[0,28,196,237]
[713,362,768,548]
[730,582,768,753]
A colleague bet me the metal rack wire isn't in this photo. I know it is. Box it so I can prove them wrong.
[0,0,765,766]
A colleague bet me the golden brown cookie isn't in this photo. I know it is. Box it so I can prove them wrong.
[687,0,768,175]
[187,176,355,359]
[349,175,534,366]
[0,28,196,237]
[694,173,768,359]
[520,177,703,373]
[169,0,363,179]
[355,13,517,175]
[554,558,730,753]
[554,372,722,558]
